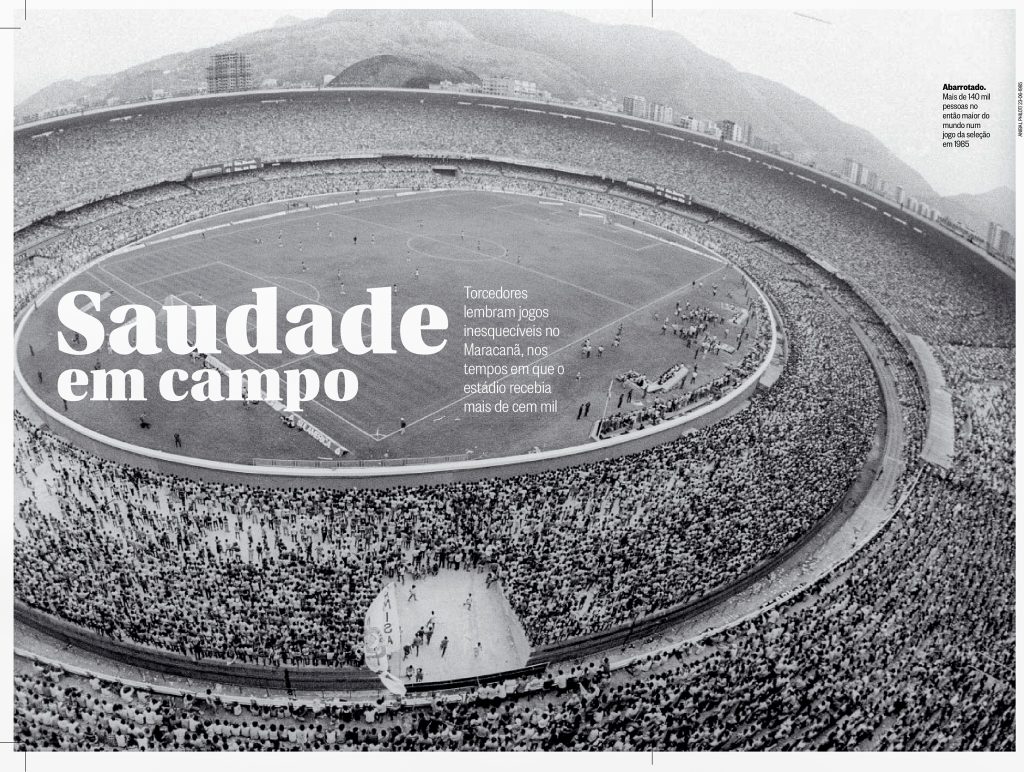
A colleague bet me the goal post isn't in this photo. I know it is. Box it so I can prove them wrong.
[577,208,608,224]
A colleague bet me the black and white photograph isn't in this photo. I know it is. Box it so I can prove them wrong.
[3,0,1017,761]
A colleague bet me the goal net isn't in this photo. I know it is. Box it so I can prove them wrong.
[159,294,201,349]
[578,208,608,224]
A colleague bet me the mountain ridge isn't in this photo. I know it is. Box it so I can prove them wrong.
[14,9,1012,233]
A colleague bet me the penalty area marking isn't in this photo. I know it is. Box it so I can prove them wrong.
[135,261,225,287]
[331,209,510,261]
[612,222,724,263]
[85,264,374,444]
[94,262,384,443]
[19,187,779,477]
[496,203,654,253]
[405,234,504,263]
[266,275,322,302]
[214,262,371,332]
[77,289,112,312]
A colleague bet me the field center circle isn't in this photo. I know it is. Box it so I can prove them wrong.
[15,187,778,478]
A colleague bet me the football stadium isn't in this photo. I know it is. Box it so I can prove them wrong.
[17,186,771,468]
[12,87,1015,751]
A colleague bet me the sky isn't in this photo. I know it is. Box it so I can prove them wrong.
[11,3,1017,197]
[12,9,314,102]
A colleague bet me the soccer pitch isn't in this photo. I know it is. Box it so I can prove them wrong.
[18,188,760,466]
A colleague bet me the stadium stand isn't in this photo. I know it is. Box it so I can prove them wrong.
[12,90,1014,751]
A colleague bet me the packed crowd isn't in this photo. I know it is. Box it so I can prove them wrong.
[12,96,1013,751]
[15,94,1012,349]
[13,159,427,316]
[13,166,887,661]
[14,453,1014,751]
[14,251,878,659]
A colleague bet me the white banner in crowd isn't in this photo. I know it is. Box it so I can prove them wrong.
[363,582,401,674]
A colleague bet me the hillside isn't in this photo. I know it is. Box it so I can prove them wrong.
[328,54,478,89]
[944,187,1015,234]
[14,9,1010,230]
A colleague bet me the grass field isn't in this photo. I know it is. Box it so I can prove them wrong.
[18,188,763,465]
